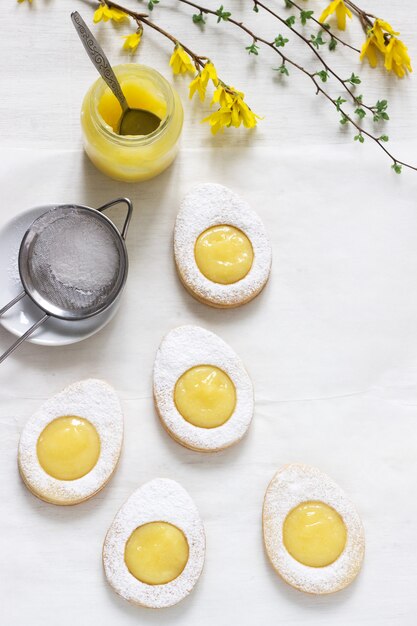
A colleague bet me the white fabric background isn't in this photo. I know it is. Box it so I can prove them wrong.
[2,0,417,623]
[1,146,417,625]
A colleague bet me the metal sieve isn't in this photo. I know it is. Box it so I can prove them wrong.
[0,197,132,364]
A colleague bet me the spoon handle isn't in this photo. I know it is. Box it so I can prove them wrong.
[71,11,128,113]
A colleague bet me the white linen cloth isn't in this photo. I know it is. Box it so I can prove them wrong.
[0,145,416,624]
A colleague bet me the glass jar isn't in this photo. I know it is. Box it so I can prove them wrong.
[81,64,184,182]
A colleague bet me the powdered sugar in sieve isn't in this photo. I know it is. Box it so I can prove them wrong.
[27,207,122,314]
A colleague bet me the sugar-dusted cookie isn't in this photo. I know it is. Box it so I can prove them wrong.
[263,464,365,594]
[18,379,123,505]
[174,183,272,308]
[153,325,253,452]
[103,478,205,608]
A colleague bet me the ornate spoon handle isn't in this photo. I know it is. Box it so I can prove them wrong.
[71,11,128,112]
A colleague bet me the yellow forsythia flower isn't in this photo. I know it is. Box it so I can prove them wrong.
[17,0,32,3]
[360,18,412,78]
[384,38,412,77]
[211,84,237,108]
[360,37,379,68]
[203,109,233,135]
[93,4,128,24]
[189,74,207,102]
[189,62,218,102]
[319,0,352,31]
[169,45,195,75]
[203,86,260,135]
[123,31,141,53]
[202,62,218,85]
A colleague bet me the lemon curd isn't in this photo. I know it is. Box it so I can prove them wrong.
[36,416,100,481]
[81,65,183,182]
[194,225,254,285]
[125,522,189,585]
[283,501,347,568]
[174,365,236,428]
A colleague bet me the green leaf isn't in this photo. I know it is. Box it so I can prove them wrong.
[335,97,346,111]
[355,107,366,119]
[274,64,289,76]
[300,10,314,25]
[246,42,259,55]
[315,70,329,82]
[392,162,402,174]
[354,133,365,143]
[192,12,206,25]
[373,113,389,122]
[340,115,349,125]
[147,0,159,10]
[376,99,388,111]
[274,34,289,47]
[285,15,296,27]
[373,101,389,123]
[215,4,231,22]
[284,0,293,7]
[253,3,259,12]
[346,72,361,85]
[379,135,389,142]
[310,31,326,49]
[329,37,337,51]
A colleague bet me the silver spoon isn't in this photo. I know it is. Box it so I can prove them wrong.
[71,11,161,136]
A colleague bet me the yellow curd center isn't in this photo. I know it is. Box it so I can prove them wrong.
[194,225,254,285]
[283,501,347,567]
[98,80,166,134]
[36,416,100,481]
[125,522,189,585]
[174,365,236,429]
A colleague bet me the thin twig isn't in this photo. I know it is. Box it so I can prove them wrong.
[254,0,372,112]
[105,0,206,67]
[344,0,374,31]
[97,0,416,171]
[288,0,360,53]
[177,0,417,171]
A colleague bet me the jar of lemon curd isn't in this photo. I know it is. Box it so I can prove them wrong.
[81,64,183,182]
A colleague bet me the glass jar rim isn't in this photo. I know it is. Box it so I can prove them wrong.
[89,63,176,145]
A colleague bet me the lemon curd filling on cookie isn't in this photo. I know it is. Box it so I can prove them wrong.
[36,416,101,481]
[194,225,254,285]
[174,365,236,428]
[283,501,347,568]
[125,522,189,585]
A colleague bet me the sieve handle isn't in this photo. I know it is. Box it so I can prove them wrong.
[97,197,133,240]
[0,291,26,317]
[0,314,49,365]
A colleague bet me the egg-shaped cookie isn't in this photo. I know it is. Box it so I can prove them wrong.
[263,464,365,594]
[153,325,253,452]
[174,183,272,308]
[18,379,123,505]
[103,478,205,608]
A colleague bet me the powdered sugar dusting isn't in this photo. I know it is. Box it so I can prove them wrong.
[153,326,254,452]
[31,211,120,293]
[103,478,205,608]
[263,464,365,594]
[174,183,272,307]
[18,379,123,505]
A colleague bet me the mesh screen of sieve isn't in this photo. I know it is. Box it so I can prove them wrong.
[26,208,122,315]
